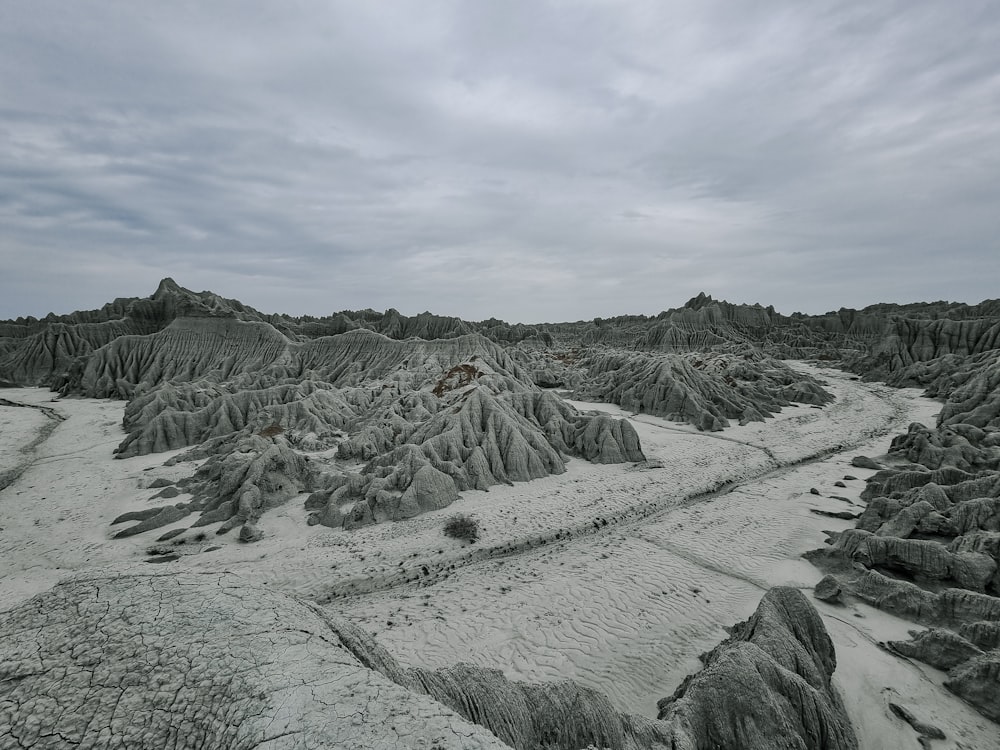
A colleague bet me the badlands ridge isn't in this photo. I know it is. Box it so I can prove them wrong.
[1,280,999,749]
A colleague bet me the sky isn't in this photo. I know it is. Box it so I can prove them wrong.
[2,1,999,323]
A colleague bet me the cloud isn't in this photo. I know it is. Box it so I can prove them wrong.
[1,1,998,322]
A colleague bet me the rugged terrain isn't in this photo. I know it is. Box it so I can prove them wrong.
[2,281,1000,748]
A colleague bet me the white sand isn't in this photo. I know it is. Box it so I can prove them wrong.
[0,365,994,748]
[0,402,50,477]
[0,389,186,606]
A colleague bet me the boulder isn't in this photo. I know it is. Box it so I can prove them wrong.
[814,574,843,603]
[851,456,882,470]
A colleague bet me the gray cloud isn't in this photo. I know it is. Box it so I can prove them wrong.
[2,1,998,322]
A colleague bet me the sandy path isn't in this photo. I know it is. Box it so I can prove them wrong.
[0,390,184,605]
[0,396,65,491]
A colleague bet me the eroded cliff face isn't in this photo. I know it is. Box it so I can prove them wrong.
[7,282,999,395]
[0,574,855,750]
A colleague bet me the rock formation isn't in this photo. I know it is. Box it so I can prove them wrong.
[804,319,1000,725]
[655,587,858,750]
[6,280,999,545]
[571,350,832,431]
[944,650,1000,722]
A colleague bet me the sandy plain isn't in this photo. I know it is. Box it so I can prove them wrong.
[0,364,995,749]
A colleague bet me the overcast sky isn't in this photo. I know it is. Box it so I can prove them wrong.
[2,2,998,323]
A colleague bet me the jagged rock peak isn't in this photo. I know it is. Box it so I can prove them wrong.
[684,291,714,310]
[153,276,183,296]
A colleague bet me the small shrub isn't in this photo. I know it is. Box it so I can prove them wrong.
[443,514,479,543]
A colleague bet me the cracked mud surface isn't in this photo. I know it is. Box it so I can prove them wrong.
[0,570,506,750]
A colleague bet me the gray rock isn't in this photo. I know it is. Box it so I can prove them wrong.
[155,527,186,542]
[959,621,1000,650]
[811,509,859,520]
[399,464,458,515]
[915,510,957,536]
[888,628,983,669]
[656,587,858,750]
[945,649,1000,722]
[888,702,946,741]
[113,505,190,538]
[850,535,997,592]
[876,500,935,538]
[238,522,263,543]
[851,455,883,470]
[814,574,843,603]
[844,569,1000,625]
[813,575,843,604]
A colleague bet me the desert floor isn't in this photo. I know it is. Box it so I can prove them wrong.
[1,364,994,749]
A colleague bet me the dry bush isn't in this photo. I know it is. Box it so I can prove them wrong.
[443,514,479,543]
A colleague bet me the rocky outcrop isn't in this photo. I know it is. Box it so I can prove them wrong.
[0,575,856,750]
[656,587,857,750]
[936,352,1000,429]
[888,628,984,669]
[838,530,997,592]
[960,621,1000,650]
[115,379,354,457]
[107,347,644,535]
[814,574,843,603]
[888,422,1000,472]
[0,319,159,387]
[0,278,278,388]
[311,385,645,531]
[845,569,1000,625]
[112,433,321,540]
[944,650,1000,722]
[408,664,663,750]
[856,318,1000,378]
[572,350,832,431]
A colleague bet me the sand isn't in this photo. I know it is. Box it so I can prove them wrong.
[0,364,995,749]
